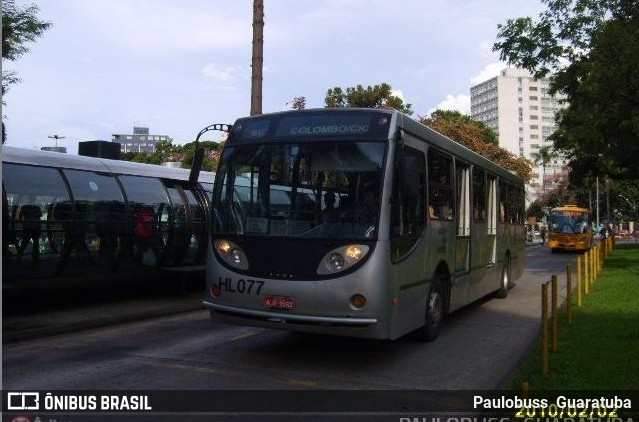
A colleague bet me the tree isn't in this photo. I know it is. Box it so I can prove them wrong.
[120,140,221,171]
[324,83,413,115]
[526,200,545,220]
[2,0,52,144]
[530,145,559,194]
[290,96,306,110]
[424,110,498,146]
[493,0,639,179]
[421,110,533,182]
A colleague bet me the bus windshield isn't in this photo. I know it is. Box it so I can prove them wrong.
[212,141,385,239]
[549,211,589,234]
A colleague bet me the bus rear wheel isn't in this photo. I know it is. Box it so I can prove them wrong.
[417,278,444,342]
[494,254,511,298]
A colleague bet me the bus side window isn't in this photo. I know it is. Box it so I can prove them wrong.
[391,145,425,261]
[428,150,454,221]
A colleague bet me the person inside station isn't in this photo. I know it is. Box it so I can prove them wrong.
[134,205,158,266]
[15,202,43,263]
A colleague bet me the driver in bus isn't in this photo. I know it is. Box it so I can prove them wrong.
[322,192,340,222]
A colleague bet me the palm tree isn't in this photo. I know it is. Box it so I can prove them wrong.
[531,146,559,201]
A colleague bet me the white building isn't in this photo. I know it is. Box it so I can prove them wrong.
[111,126,172,154]
[470,68,567,201]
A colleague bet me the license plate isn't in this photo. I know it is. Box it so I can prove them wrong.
[265,295,295,310]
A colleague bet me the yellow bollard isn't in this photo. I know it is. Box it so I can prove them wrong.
[567,264,572,324]
[521,381,529,399]
[577,256,582,307]
[591,247,596,285]
[584,250,590,294]
[598,244,603,274]
[551,275,558,352]
[542,282,549,377]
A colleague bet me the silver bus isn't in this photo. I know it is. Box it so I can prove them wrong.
[203,108,526,341]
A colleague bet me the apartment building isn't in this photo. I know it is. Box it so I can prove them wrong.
[111,126,172,154]
[471,68,566,200]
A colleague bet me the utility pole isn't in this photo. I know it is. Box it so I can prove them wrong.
[250,0,264,116]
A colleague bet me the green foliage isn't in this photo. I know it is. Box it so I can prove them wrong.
[530,145,560,192]
[119,140,221,172]
[324,83,413,115]
[508,245,639,391]
[552,13,639,179]
[427,110,498,146]
[2,0,51,144]
[421,110,533,182]
[290,96,306,110]
[494,0,639,179]
[612,180,639,220]
[2,0,52,61]
[526,200,545,220]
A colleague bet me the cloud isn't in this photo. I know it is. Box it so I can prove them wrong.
[79,0,250,53]
[391,89,406,101]
[201,64,244,84]
[479,41,496,58]
[427,94,471,116]
[470,62,506,85]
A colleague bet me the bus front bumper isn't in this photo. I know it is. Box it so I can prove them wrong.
[203,300,378,326]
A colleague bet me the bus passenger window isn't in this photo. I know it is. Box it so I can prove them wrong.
[472,169,486,221]
[428,150,454,221]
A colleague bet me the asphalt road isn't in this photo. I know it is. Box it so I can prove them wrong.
[2,243,580,393]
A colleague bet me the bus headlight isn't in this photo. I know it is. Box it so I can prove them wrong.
[214,239,249,270]
[318,244,370,275]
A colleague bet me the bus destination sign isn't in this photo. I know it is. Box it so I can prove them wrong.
[231,111,392,143]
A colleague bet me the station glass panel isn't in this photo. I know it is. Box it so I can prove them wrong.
[3,163,70,280]
[118,175,170,267]
[63,169,127,273]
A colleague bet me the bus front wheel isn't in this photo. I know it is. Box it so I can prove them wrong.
[417,278,444,342]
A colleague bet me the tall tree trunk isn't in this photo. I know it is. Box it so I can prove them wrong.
[250,0,264,116]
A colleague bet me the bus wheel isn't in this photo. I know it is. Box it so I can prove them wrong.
[494,255,511,298]
[418,278,444,342]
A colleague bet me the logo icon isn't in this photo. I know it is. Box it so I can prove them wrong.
[7,392,40,410]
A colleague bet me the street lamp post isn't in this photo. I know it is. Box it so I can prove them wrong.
[48,134,66,148]
[618,194,637,221]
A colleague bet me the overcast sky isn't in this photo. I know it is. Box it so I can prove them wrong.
[3,0,546,153]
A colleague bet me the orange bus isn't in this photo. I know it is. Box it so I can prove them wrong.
[548,205,593,253]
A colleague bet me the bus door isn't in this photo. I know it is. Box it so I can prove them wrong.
[455,163,471,273]
[450,161,471,310]
[390,139,426,334]
[162,181,207,265]
[469,167,488,299]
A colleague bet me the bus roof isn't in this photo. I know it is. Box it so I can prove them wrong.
[550,205,589,213]
[2,146,215,184]
[227,108,523,187]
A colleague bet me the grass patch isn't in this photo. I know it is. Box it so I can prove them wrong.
[509,244,639,390]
